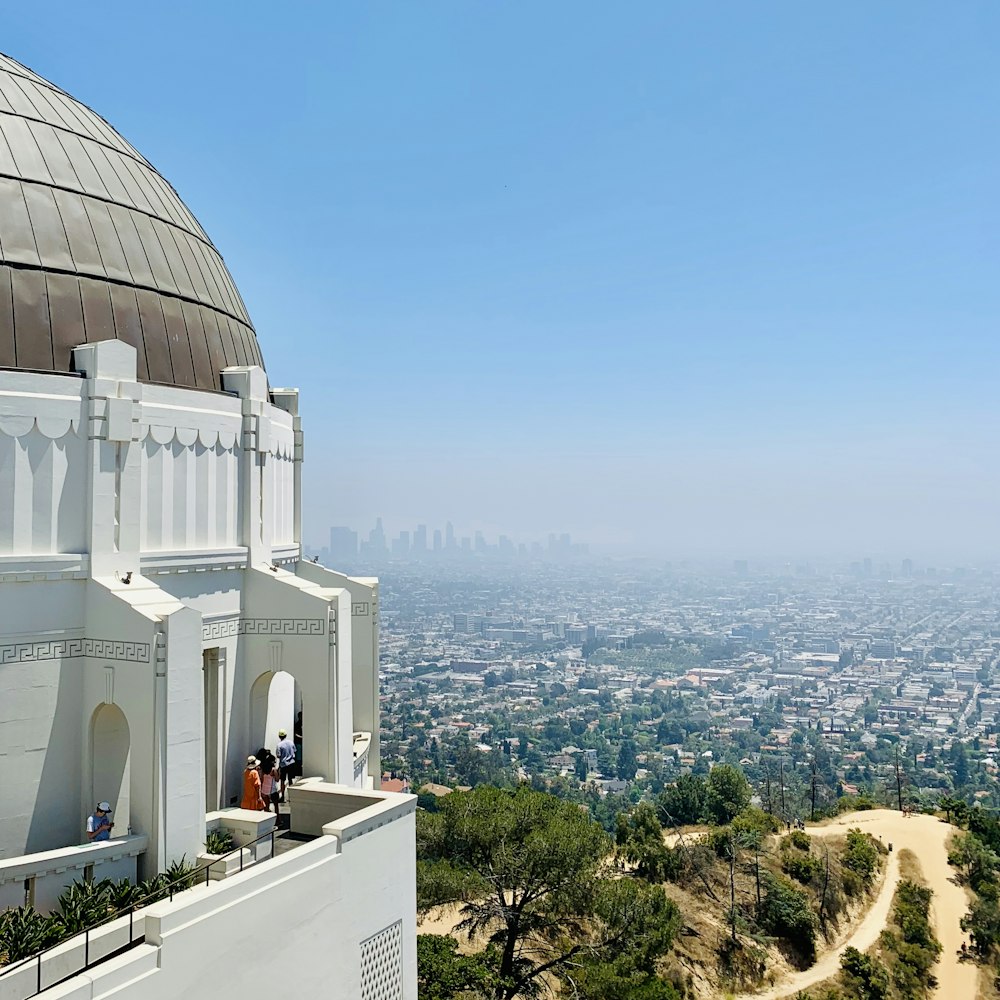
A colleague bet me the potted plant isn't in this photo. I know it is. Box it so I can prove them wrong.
[197,828,248,880]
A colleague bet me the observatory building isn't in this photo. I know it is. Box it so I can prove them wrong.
[0,53,415,998]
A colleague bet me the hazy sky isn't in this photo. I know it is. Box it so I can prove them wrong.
[7,4,1000,561]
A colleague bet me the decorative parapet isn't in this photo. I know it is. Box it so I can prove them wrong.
[0,835,148,914]
[353,732,372,783]
[287,782,415,843]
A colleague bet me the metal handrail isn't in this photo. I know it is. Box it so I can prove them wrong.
[0,826,277,996]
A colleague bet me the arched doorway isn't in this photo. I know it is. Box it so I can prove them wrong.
[91,704,130,831]
[249,670,300,760]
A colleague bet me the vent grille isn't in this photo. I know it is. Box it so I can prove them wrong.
[360,920,402,1000]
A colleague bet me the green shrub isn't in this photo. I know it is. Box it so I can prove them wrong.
[107,879,144,912]
[782,851,824,885]
[731,807,781,837]
[841,867,863,899]
[837,794,877,814]
[841,945,890,999]
[164,856,197,892]
[137,873,170,905]
[0,863,204,969]
[52,879,115,935]
[842,829,881,888]
[784,829,811,852]
[0,907,61,964]
[205,829,235,855]
[759,873,818,965]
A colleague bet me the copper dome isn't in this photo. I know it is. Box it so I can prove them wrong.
[0,53,263,390]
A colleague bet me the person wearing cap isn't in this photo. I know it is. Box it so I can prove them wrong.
[276,729,296,802]
[241,755,265,811]
[86,802,114,842]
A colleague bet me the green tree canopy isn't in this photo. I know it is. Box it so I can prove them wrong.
[616,802,671,882]
[417,935,495,1000]
[417,785,681,1000]
[656,774,707,827]
[705,764,752,825]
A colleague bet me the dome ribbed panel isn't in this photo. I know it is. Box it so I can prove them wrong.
[0,53,262,389]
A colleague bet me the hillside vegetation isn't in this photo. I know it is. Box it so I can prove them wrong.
[417,768,891,1000]
[793,850,941,1000]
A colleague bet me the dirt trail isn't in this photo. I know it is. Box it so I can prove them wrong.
[746,809,975,999]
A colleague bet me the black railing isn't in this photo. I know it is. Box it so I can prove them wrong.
[0,827,276,997]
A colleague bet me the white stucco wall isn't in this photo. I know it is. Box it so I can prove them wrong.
[0,349,403,997]
[4,800,417,1000]
[0,580,86,858]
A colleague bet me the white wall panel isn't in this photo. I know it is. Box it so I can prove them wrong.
[0,427,85,555]
[140,437,240,551]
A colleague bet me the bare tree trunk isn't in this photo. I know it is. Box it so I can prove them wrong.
[666,818,720,903]
[728,840,738,942]
[818,845,831,929]
[754,841,762,919]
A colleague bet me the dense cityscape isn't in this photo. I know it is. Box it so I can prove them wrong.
[304,545,1000,823]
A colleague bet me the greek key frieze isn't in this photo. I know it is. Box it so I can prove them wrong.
[201,617,325,641]
[202,618,241,641]
[242,618,325,635]
[0,637,151,664]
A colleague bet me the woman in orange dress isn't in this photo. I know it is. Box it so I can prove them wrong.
[241,755,265,810]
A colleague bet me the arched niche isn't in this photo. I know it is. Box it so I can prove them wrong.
[91,703,130,832]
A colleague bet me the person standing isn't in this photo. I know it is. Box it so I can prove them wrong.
[260,751,280,819]
[241,755,265,810]
[86,801,113,842]
[293,711,303,779]
[276,729,296,802]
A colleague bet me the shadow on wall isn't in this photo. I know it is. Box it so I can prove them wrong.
[24,662,84,854]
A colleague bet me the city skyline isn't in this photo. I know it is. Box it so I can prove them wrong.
[317,517,589,563]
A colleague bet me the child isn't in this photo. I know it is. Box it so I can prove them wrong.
[259,751,281,820]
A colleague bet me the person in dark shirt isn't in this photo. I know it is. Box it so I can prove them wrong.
[276,730,296,802]
[293,711,303,779]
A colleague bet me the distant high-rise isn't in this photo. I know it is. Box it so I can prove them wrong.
[392,530,411,557]
[433,528,442,552]
[445,521,456,550]
[368,516,388,556]
[413,524,428,554]
[329,526,358,563]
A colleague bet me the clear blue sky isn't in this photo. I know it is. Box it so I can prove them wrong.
[8,4,1000,561]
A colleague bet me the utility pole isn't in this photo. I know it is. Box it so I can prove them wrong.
[894,744,904,812]
[764,766,773,815]
[753,838,763,918]
[779,760,786,820]
[810,758,818,823]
